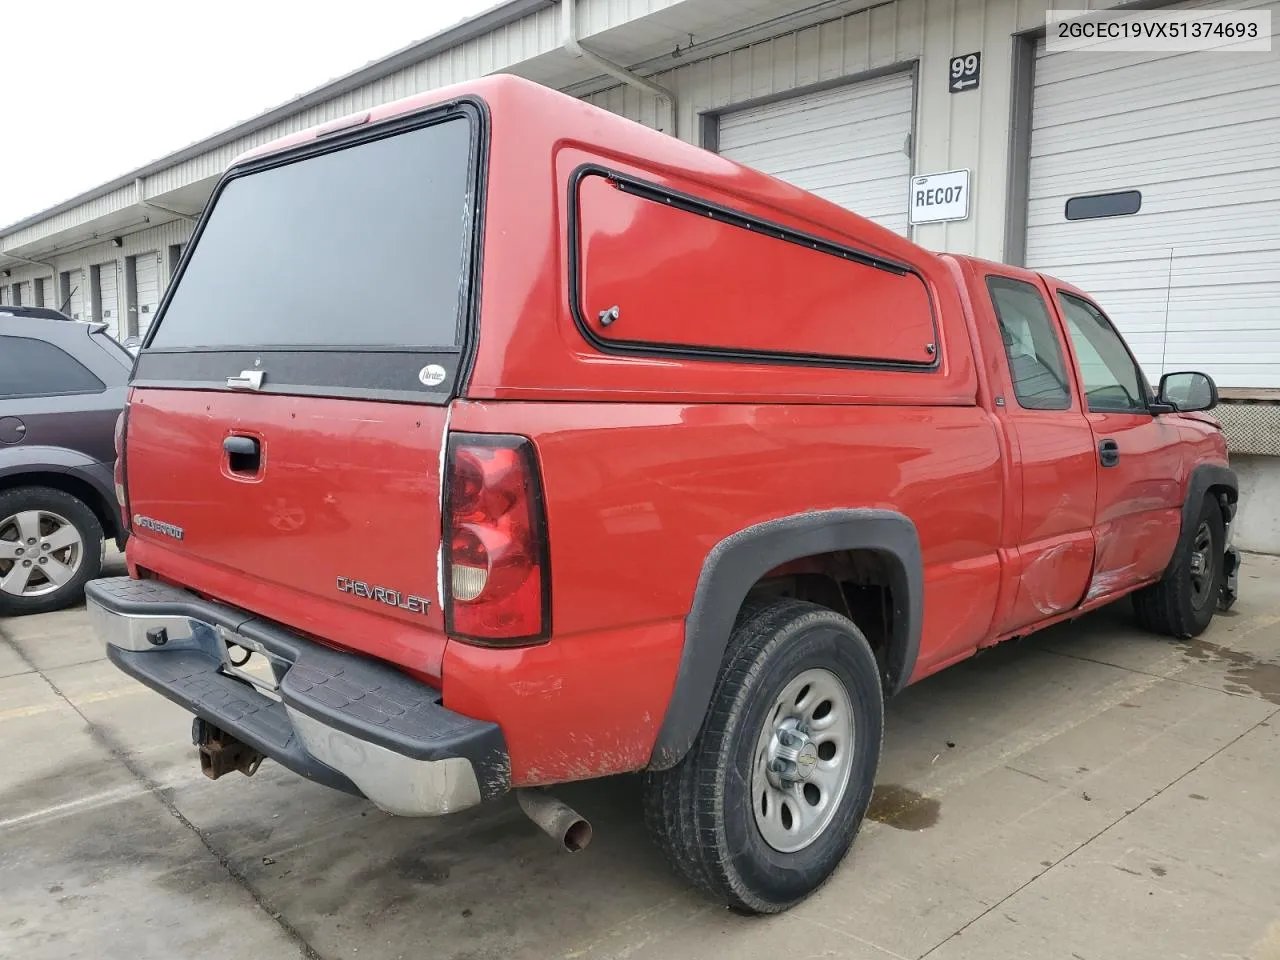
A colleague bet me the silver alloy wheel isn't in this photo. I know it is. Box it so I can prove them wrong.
[0,509,84,598]
[751,667,855,854]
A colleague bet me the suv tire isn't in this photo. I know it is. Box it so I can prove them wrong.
[0,486,103,617]
[642,599,883,914]
[1133,495,1225,639]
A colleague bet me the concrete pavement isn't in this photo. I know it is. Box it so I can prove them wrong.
[2,553,1279,960]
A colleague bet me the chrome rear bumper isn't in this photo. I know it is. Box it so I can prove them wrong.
[85,577,509,816]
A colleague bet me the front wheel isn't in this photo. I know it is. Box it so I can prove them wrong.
[642,600,884,914]
[1133,495,1226,639]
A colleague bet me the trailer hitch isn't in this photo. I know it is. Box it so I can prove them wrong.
[192,718,265,780]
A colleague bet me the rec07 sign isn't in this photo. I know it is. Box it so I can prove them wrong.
[908,169,970,225]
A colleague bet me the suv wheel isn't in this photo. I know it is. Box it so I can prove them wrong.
[642,600,883,914]
[1133,495,1226,639]
[0,486,103,616]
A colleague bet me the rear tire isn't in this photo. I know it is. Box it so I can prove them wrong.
[642,600,883,914]
[0,486,103,617]
[1133,495,1225,639]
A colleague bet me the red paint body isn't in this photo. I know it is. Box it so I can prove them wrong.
[124,76,1229,787]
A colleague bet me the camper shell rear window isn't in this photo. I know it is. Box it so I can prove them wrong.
[134,102,485,403]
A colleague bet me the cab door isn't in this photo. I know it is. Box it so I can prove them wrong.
[1052,288,1185,599]
[980,270,1097,634]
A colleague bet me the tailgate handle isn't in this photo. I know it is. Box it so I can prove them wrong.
[223,436,259,456]
[224,435,262,474]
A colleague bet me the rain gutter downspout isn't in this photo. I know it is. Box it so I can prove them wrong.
[561,0,678,138]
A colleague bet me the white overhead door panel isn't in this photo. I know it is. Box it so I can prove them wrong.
[96,261,120,340]
[718,71,914,236]
[65,270,85,320]
[1025,0,1280,388]
[135,252,161,339]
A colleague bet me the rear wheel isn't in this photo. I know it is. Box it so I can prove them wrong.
[0,486,103,617]
[642,600,883,914]
[1133,495,1225,639]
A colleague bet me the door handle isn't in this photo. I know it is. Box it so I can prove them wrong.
[1099,439,1120,468]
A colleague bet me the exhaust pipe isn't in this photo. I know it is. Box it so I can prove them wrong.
[517,788,592,852]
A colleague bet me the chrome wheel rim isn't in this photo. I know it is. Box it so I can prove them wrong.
[0,510,84,598]
[751,667,855,854]
[1189,520,1214,610]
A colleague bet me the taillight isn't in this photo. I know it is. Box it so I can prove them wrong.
[113,406,131,533]
[443,434,550,645]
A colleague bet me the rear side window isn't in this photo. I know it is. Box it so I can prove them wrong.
[150,116,473,351]
[0,336,105,398]
[573,171,937,367]
[986,277,1072,410]
[91,331,137,368]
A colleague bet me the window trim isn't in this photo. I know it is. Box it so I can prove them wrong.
[0,335,107,400]
[132,97,491,406]
[567,164,942,373]
[985,275,1074,412]
[1064,190,1142,222]
[1056,290,1153,415]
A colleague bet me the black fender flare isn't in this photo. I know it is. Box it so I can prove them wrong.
[1166,463,1238,575]
[0,447,121,540]
[648,509,923,770]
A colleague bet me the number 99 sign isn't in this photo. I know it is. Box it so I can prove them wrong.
[948,51,981,92]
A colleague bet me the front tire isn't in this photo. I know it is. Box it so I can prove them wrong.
[1133,495,1225,639]
[642,600,884,914]
[0,486,103,617]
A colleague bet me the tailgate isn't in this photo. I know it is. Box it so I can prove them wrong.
[126,388,449,677]
[119,101,486,679]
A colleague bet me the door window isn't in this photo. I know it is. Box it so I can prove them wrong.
[1057,293,1148,413]
[986,276,1072,410]
[0,336,106,399]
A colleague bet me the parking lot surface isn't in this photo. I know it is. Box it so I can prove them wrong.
[3,553,1279,960]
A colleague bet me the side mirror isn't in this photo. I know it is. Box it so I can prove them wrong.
[1158,371,1218,412]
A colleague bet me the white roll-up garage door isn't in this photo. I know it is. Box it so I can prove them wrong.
[96,261,120,340]
[717,71,914,237]
[134,252,161,339]
[63,270,85,320]
[1025,0,1280,389]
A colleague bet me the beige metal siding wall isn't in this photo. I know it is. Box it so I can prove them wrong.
[32,220,195,332]
[146,5,561,198]
[583,0,1089,261]
[2,185,139,251]
[577,0,685,34]
[1,266,52,307]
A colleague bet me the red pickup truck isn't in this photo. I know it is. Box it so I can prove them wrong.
[86,75,1239,914]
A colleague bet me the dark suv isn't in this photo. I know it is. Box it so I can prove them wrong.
[0,307,131,615]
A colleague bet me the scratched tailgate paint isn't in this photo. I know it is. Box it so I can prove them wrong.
[125,388,449,679]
